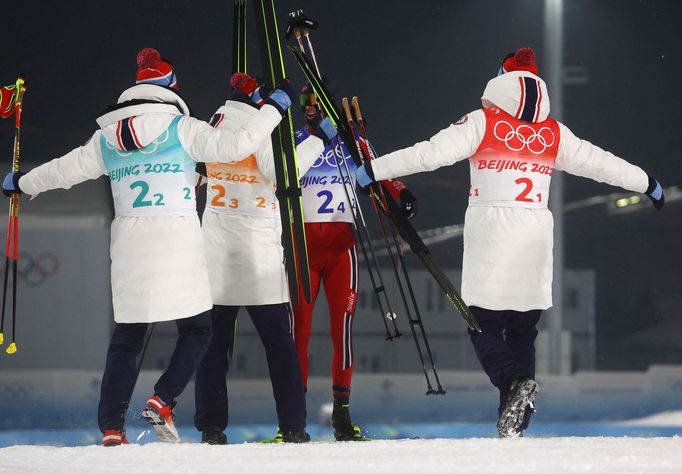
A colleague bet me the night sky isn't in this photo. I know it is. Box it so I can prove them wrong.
[1,0,680,369]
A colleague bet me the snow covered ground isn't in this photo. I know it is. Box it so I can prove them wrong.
[2,408,681,472]
[2,437,682,474]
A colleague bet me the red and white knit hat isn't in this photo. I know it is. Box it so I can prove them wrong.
[498,47,538,76]
[136,48,178,90]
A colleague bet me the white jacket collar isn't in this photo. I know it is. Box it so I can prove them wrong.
[96,84,190,129]
[481,71,550,123]
[96,85,191,151]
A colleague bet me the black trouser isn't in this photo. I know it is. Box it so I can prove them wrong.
[194,304,307,433]
[468,306,541,422]
[98,311,212,433]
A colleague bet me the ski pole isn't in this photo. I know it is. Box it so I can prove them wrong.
[331,134,400,341]
[338,98,402,338]
[123,322,155,421]
[287,9,321,76]
[352,97,445,387]
[0,196,13,347]
[136,323,155,380]
[344,97,443,393]
[1,76,25,354]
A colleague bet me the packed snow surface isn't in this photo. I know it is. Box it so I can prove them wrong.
[2,437,681,473]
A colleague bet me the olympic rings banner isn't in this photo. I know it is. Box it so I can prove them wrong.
[0,252,60,287]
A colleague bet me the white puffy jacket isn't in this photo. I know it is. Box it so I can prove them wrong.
[369,71,649,312]
[202,99,323,305]
[19,84,283,323]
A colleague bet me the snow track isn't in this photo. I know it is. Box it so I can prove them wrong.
[2,437,681,473]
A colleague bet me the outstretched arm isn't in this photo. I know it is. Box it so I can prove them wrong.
[362,110,485,183]
[256,134,324,183]
[179,104,283,164]
[555,123,663,208]
[14,131,107,197]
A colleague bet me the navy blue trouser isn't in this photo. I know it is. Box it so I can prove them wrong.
[98,311,212,432]
[468,306,541,420]
[194,304,307,433]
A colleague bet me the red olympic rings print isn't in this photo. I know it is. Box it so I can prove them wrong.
[493,120,555,155]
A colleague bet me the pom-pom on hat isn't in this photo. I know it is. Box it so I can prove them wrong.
[498,47,538,76]
[136,48,178,90]
[230,72,258,96]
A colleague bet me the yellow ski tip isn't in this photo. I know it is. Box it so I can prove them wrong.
[6,342,17,354]
[0,332,4,345]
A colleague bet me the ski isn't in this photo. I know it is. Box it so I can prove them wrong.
[288,45,480,332]
[254,0,311,305]
[232,0,247,74]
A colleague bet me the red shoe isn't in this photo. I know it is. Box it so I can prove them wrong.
[102,429,129,446]
[141,395,180,443]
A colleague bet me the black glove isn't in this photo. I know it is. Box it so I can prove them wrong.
[399,188,418,219]
[645,174,664,210]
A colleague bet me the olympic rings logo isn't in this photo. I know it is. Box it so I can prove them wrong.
[137,128,169,155]
[105,128,170,157]
[0,252,60,287]
[493,120,555,155]
[310,144,352,168]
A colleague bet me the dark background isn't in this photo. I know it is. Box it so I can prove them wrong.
[0,0,680,370]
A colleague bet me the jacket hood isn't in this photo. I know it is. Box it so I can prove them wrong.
[212,99,258,128]
[96,84,191,151]
[481,71,550,123]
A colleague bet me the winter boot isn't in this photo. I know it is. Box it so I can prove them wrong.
[259,428,310,443]
[141,394,180,443]
[332,396,366,441]
[102,429,128,446]
[281,429,311,443]
[497,377,539,438]
[201,428,227,445]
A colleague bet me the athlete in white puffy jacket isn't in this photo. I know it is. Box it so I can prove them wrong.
[355,48,664,438]
[193,73,327,444]
[1,48,297,445]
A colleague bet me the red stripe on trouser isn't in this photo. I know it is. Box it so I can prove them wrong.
[291,222,357,393]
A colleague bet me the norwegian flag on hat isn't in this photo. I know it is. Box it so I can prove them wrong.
[136,48,178,90]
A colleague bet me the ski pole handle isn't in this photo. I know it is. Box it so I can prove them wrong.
[351,96,363,122]
[342,97,353,123]
[14,76,26,133]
